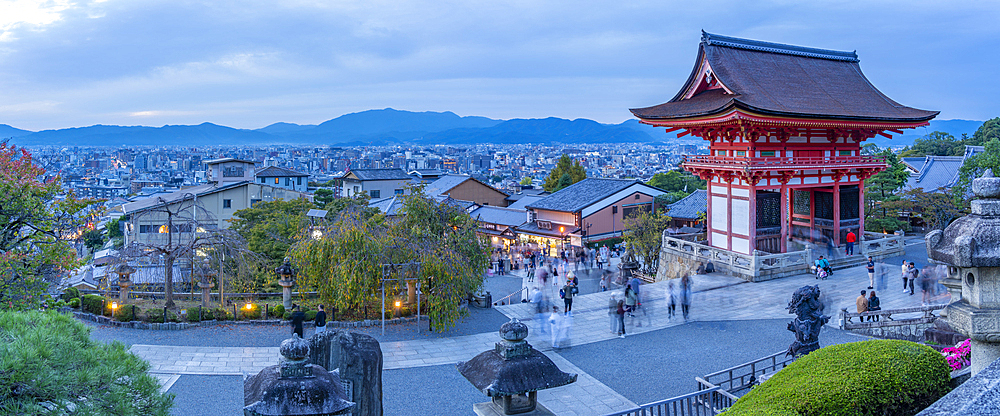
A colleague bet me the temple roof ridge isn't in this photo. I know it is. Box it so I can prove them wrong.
[701,31,859,63]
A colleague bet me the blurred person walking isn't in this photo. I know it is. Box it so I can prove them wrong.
[616,300,626,338]
[680,274,693,321]
[608,294,619,334]
[532,289,548,335]
[667,281,678,320]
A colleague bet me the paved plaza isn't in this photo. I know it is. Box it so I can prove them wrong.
[86,237,941,415]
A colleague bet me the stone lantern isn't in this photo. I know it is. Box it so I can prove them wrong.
[196,259,217,309]
[116,263,136,303]
[275,257,295,310]
[458,319,577,415]
[244,335,355,416]
[926,169,1000,375]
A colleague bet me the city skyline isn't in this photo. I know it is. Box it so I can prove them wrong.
[1,1,998,131]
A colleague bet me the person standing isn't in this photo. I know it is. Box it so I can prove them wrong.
[920,267,933,304]
[867,291,881,322]
[624,285,637,318]
[561,278,576,315]
[549,306,562,348]
[856,290,869,317]
[314,304,328,334]
[290,304,305,339]
[667,281,678,320]
[616,300,626,338]
[908,262,918,295]
[845,231,857,256]
[533,289,548,335]
[901,260,910,293]
[608,294,619,334]
[866,256,875,290]
[680,274,693,321]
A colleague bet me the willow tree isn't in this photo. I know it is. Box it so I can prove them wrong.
[622,208,671,275]
[290,187,489,331]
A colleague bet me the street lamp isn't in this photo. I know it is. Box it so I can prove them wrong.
[111,302,118,319]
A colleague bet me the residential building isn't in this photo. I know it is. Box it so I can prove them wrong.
[424,174,510,207]
[469,205,526,248]
[255,166,309,192]
[339,169,413,199]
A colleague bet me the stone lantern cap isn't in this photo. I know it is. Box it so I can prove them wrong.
[457,319,577,397]
[244,335,355,416]
[927,169,1000,267]
[116,264,136,279]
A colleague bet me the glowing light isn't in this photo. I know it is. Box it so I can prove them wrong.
[245,303,253,310]
[394,301,401,308]
[559,226,565,233]
[111,302,118,309]
[158,225,169,233]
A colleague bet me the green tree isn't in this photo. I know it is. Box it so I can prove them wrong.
[647,170,706,193]
[230,198,312,269]
[289,186,488,331]
[863,144,912,233]
[622,208,671,275]
[899,131,964,157]
[969,117,1000,146]
[543,154,586,192]
[519,177,533,186]
[902,188,963,230]
[83,229,105,251]
[314,188,335,208]
[556,173,572,190]
[0,143,99,310]
[954,138,1000,199]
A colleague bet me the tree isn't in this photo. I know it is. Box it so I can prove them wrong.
[314,188,335,208]
[556,173,572,190]
[863,144,912,233]
[0,143,100,310]
[543,154,586,192]
[899,131,964,157]
[519,177,533,186]
[622,208,671,275]
[289,186,488,331]
[954,138,1000,198]
[647,170,706,193]
[230,198,312,269]
[895,188,963,230]
[969,117,1000,146]
[83,229,105,251]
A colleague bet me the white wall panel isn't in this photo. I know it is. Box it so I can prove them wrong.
[731,199,750,235]
[731,188,749,198]
[731,237,750,254]
[711,232,728,249]
[711,196,728,232]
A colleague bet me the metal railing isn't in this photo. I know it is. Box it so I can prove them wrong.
[681,155,886,170]
[493,287,528,306]
[697,350,795,396]
[603,386,734,416]
[841,303,947,330]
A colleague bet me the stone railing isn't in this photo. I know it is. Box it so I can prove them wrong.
[861,231,906,260]
[840,304,946,341]
[659,233,813,282]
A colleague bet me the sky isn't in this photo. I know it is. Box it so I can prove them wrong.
[1,0,999,131]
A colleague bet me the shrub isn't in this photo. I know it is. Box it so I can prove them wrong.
[282,311,292,320]
[185,307,206,322]
[81,294,105,315]
[304,310,317,321]
[114,305,136,322]
[271,304,285,318]
[722,340,951,416]
[241,306,262,320]
[61,287,80,302]
[68,298,80,308]
[0,310,173,415]
[146,309,178,324]
[213,307,230,321]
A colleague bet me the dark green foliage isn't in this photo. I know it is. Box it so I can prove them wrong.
[314,188,335,208]
[970,117,1000,146]
[81,294,105,315]
[68,298,80,308]
[83,229,106,251]
[113,305,135,322]
[0,310,173,415]
[863,145,913,233]
[271,304,285,318]
[212,307,230,321]
[899,131,965,157]
[304,310,317,321]
[61,287,80,301]
[647,170,707,193]
[722,340,950,416]
[954,138,1000,198]
[283,311,292,320]
[145,308,178,323]
[543,154,586,192]
[185,307,214,322]
[241,306,262,320]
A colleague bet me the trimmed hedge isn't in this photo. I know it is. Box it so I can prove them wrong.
[113,305,137,322]
[722,340,951,416]
[0,310,173,415]
[271,304,285,318]
[68,298,80,308]
[81,294,105,315]
[61,287,80,302]
[241,306,262,320]
[212,307,230,321]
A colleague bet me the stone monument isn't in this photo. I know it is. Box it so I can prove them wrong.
[195,259,216,309]
[786,285,830,357]
[458,319,577,415]
[926,169,1000,375]
[115,263,135,304]
[244,334,355,416]
[309,330,383,416]
[275,257,296,310]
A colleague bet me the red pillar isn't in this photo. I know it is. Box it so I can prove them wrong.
[707,181,713,246]
[727,179,733,251]
[780,183,788,253]
[858,180,866,235]
[748,184,757,253]
[833,183,841,247]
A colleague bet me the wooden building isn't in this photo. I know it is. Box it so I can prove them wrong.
[632,32,937,254]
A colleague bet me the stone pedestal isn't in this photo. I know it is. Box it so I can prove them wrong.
[199,281,215,309]
[118,281,131,303]
[309,330,383,416]
[406,280,416,305]
[279,279,294,310]
[473,402,555,416]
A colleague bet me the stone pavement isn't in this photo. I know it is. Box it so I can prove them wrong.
[133,239,937,415]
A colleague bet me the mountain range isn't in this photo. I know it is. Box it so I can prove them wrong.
[0,108,982,147]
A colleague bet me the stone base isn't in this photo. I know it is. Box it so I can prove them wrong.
[473,402,555,416]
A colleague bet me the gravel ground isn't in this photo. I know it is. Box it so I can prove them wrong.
[168,375,243,416]
[555,319,871,405]
[86,303,512,347]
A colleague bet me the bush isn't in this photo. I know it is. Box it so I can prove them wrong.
[0,310,173,415]
[722,340,951,416]
[81,294,105,315]
[68,298,80,308]
[114,305,137,322]
[241,305,262,320]
[146,309,178,324]
[271,304,285,318]
[282,311,292,320]
[304,310,317,321]
[186,307,217,322]
[61,287,80,302]
[213,307,230,321]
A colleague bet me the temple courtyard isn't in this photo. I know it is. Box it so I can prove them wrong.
[85,235,939,415]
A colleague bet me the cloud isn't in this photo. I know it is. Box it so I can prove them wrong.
[0,0,998,130]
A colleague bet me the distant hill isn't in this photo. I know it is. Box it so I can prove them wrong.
[868,119,983,147]
[4,109,664,146]
[0,124,33,139]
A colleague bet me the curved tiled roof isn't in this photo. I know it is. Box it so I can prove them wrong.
[631,32,938,122]
[666,189,707,219]
[526,179,639,213]
[255,166,307,177]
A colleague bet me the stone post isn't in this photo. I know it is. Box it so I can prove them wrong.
[406,280,416,305]
[926,169,1000,375]
[275,258,295,310]
[196,259,216,309]
[116,264,135,304]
